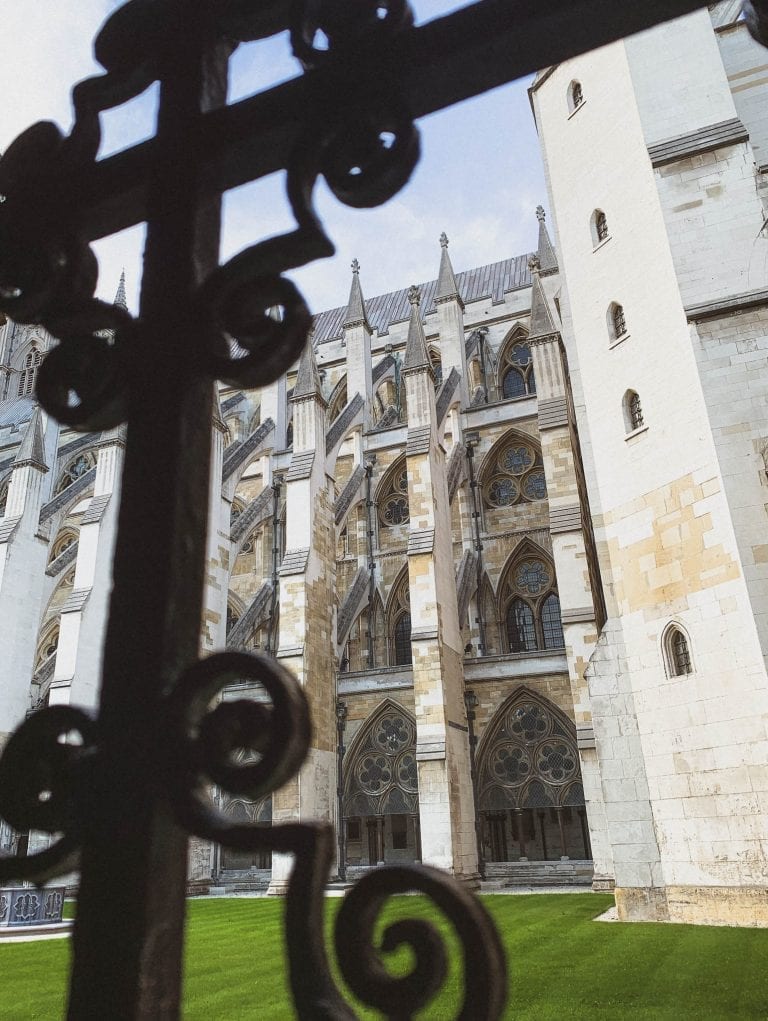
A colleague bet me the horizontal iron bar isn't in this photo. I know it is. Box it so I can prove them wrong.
[80,0,711,241]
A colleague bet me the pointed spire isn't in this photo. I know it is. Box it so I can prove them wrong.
[535,206,558,274]
[343,258,371,330]
[292,335,325,402]
[403,286,432,373]
[13,406,47,469]
[113,269,128,311]
[435,232,463,306]
[528,255,558,338]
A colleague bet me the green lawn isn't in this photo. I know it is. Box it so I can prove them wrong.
[2,894,768,1019]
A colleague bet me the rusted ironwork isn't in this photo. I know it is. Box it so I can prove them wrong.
[0,0,715,1017]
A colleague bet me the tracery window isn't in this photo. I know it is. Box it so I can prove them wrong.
[501,551,564,653]
[378,463,409,528]
[230,497,245,526]
[393,613,412,666]
[478,691,584,813]
[17,347,42,398]
[55,451,96,495]
[343,705,418,821]
[499,339,536,400]
[483,436,547,509]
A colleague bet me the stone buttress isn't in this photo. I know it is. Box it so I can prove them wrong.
[401,286,478,882]
[269,338,337,894]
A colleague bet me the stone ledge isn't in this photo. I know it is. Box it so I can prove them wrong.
[616,884,768,926]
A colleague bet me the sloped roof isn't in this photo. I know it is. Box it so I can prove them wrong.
[0,396,34,430]
[312,253,534,345]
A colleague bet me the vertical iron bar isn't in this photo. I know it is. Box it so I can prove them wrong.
[67,23,231,1019]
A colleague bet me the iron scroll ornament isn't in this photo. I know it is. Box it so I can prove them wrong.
[0,0,505,1017]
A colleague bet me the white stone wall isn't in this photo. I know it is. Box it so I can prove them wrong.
[533,18,768,920]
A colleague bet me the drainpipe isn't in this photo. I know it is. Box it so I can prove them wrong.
[364,462,376,667]
[464,690,485,879]
[464,433,486,656]
[265,476,281,655]
[336,700,348,882]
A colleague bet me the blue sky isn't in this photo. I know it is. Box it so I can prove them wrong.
[1,0,547,315]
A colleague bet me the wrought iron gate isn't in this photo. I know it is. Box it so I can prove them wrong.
[0,0,739,1016]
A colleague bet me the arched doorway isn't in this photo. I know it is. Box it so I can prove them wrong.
[476,689,590,863]
[342,703,419,866]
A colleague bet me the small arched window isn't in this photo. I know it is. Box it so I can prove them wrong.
[624,390,644,433]
[608,302,628,343]
[286,421,293,449]
[0,481,7,518]
[568,80,585,114]
[501,550,565,654]
[664,625,692,677]
[500,340,536,400]
[17,347,42,398]
[591,210,609,247]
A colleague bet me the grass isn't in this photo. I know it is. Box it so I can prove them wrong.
[1,894,768,1019]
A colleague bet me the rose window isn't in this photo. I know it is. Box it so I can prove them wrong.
[522,470,547,501]
[515,560,550,596]
[396,751,418,792]
[382,496,408,525]
[488,478,518,507]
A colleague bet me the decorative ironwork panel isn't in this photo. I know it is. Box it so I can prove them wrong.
[0,0,721,1017]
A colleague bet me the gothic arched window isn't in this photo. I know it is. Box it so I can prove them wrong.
[568,80,585,114]
[343,704,418,825]
[500,550,564,654]
[482,435,547,509]
[328,380,348,424]
[17,347,42,398]
[55,451,96,495]
[499,338,536,400]
[48,528,77,564]
[663,624,693,677]
[378,462,409,528]
[624,390,644,433]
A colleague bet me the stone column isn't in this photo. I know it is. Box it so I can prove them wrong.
[402,286,478,884]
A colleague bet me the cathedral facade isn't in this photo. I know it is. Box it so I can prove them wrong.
[1,2,768,924]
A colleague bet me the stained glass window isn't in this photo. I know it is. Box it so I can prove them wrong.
[488,478,518,507]
[515,560,550,595]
